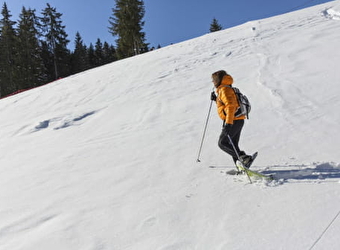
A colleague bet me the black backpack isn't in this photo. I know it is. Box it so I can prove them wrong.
[231,86,251,119]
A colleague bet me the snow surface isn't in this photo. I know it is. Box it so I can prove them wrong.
[1,1,340,249]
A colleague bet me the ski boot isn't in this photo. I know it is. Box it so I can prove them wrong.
[240,154,253,168]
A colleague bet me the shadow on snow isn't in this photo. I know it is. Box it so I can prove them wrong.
[211,162,340,182]
[261,162,340,181]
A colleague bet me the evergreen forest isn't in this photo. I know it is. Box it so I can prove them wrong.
[0,0,148,98]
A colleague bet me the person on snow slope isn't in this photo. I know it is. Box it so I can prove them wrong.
[211,70,252,166]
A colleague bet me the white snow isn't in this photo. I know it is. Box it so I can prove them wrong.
[1,1,340,249]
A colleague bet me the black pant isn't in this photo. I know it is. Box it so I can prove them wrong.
[218,119,244,163]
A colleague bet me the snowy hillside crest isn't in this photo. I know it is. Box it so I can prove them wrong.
[1,1,340,249]
[323,5,340,19]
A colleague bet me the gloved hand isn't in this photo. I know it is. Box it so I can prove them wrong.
[211,91,217,101]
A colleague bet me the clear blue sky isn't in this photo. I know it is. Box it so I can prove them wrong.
[5,0,333,49]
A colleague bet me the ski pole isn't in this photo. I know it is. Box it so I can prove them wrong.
[196,99,213,163]
[227,134,252,183]
[227,134,240,160]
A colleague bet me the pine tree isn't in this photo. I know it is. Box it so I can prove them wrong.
[40,3,70,80]
[94,38,104,66]
[87,43,96,68]
[109,0,147,59]
[102,41,116,64]
[16,7,46,89]
[0,2,18,97]
[71,32,89,74]
[210,18,223,32]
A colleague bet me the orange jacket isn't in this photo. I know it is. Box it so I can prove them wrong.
[215,75,246,124]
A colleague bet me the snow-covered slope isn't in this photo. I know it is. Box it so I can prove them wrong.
[1,1,340,249]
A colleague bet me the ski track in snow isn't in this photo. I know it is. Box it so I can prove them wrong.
[33,111,97,131]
